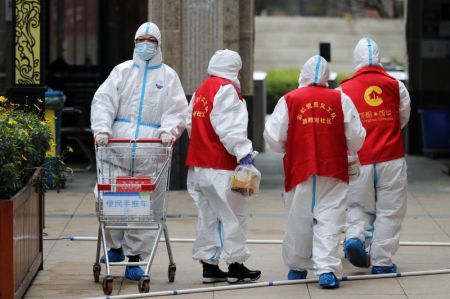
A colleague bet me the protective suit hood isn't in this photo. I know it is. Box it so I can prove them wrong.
[298,55,329,88]
[207,49,242,89]
[133,21,163,67]
[353,37,382,71]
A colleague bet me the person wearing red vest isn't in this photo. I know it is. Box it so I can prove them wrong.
[185,49,261,284]
[264,55,366,289]
[340,37,411,275]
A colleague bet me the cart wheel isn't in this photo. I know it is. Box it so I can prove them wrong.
[93,263,101,283]
[138,276,150,293]
[168,264,176,282]
[102,276,113,295]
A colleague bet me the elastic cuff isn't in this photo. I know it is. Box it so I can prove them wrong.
[200,259,219,266]
[235,151,252,163]
[158,128,175,138]
[233,143,253,162]
[224,256,248,265]
[317,271,342,277]
[95,132,109,138]
[290,267,308,272]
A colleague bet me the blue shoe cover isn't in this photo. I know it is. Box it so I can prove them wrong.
[344,238,370,268]
[371,264,397,274]
[288,269,307,280]
[100,249,125,264]
[319,272,340,289]
[125,266,145,281]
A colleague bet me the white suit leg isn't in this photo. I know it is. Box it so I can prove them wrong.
[189,168,250,264]
[122,230,154,259]
[188,168,222,264]
[282,178,314,271]
[94,177,125,251]
[208,170,250,264]
[221,185,250,263]
[313,176,347,276]
[346,164,376,245]
[371,158,407,266]
[105,230,124,250]
[119,159,166,260]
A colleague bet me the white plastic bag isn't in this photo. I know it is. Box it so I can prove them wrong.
[231,164,261,197]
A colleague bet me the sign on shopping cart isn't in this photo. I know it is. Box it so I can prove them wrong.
[102,192,151,216]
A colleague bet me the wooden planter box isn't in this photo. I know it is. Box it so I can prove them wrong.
[0,169,44,299]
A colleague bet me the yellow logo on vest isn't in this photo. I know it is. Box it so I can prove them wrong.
[364,85,383,107]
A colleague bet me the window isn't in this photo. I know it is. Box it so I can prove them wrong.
[49,0,99,65]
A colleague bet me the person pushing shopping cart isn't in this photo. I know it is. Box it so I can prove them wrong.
[89,20,188,295]
[93,139,176,294]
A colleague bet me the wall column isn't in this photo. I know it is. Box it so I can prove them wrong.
[7,0,45,117]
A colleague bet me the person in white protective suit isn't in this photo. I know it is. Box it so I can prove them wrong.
[340,37,411,274]
[185,49,261,284]
[264,55,366,288]
[90,21,188,281]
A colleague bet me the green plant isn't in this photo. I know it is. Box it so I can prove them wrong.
[336,73,352,85]
[0,97,73,195]
[43,145,74,192]
[0,96,51,198]
[266,68,300,113]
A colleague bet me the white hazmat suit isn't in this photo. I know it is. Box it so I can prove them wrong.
[186,50,253,265]
[91,22,188,259]
[343,38,411,268]
[264,56,366,276]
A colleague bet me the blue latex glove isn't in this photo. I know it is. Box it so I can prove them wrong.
[239,154,254,165]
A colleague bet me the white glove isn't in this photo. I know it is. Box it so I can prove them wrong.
[95,133,109,147]
[160,133,175,146]
[348,153,360,180]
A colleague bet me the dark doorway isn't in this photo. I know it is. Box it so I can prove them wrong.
[45,0,148,167]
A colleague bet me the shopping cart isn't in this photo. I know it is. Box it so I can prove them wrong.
[92,139,176,294]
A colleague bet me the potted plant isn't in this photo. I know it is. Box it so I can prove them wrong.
[0,96,51,299]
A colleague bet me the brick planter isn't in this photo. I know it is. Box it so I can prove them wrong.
[0,169,44,299]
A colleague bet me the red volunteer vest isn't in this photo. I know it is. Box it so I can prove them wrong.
[340,66,404,165]
[186,76,243,171]
[284,86,348,192]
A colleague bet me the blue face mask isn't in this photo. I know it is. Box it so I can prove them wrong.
[134,41,158,61]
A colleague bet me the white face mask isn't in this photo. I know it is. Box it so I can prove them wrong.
[134,41,158,61]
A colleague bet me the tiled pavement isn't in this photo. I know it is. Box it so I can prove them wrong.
[24,154,450,298]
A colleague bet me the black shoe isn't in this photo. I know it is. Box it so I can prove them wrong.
[227,263,261,284]
[202,262,228,283]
